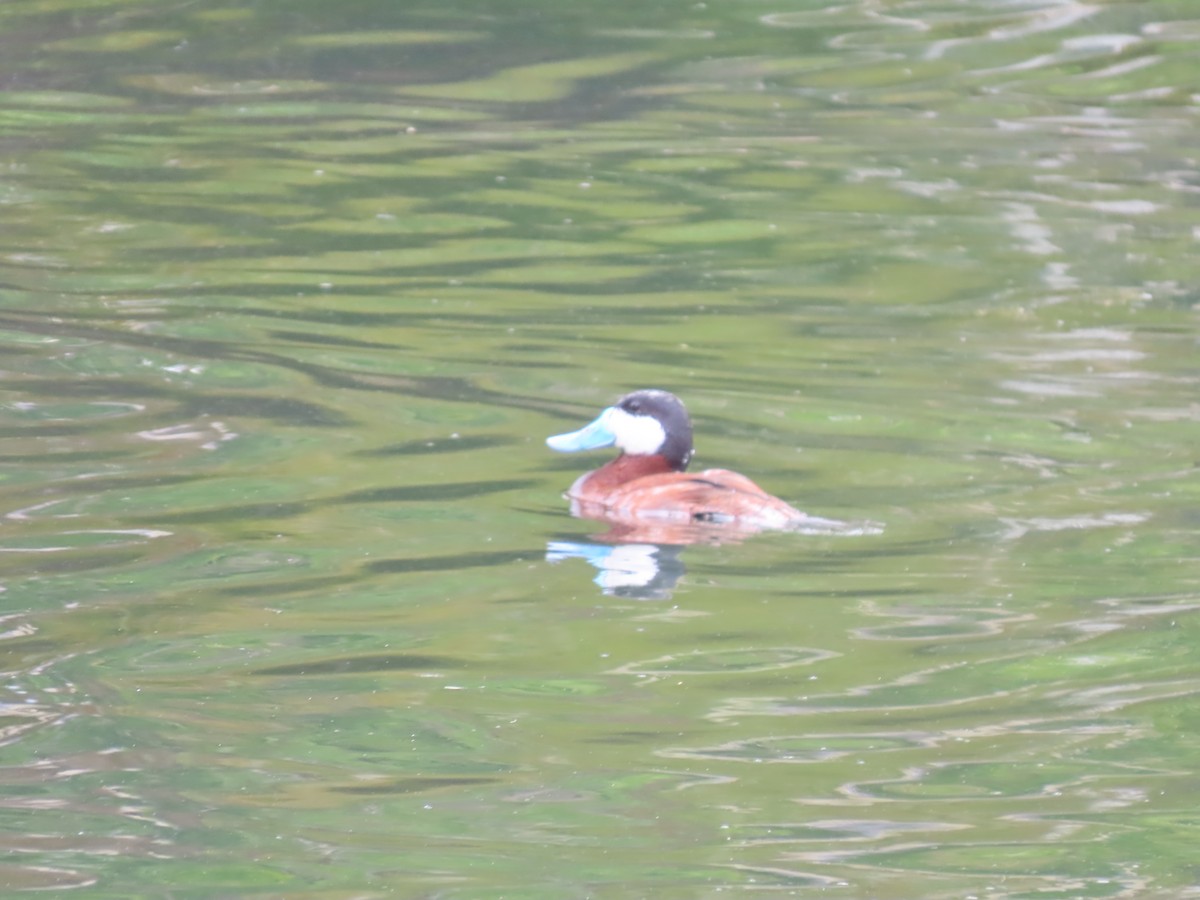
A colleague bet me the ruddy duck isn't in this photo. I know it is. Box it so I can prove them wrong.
[547,389,842,533]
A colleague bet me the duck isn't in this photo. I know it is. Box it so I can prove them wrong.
[546,389,843,534]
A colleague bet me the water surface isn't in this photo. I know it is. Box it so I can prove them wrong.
[1,0,1198,896]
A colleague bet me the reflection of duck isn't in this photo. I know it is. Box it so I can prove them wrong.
[546,541,685,599]
[547,389,846,535]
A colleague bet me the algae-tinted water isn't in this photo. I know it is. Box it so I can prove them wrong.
[1,0,1198,896]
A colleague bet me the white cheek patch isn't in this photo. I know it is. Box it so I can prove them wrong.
[607,407,666,455]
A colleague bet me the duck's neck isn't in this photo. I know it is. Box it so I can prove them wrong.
[570,453,675,497]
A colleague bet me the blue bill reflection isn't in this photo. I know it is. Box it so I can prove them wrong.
[546,540,686,600]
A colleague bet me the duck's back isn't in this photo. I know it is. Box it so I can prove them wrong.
[573,467,806,529]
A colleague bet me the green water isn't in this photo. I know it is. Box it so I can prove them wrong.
[2,0,1199,896]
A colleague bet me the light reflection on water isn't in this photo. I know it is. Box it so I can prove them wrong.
[548,540,688,598]
[1,0,1198,895]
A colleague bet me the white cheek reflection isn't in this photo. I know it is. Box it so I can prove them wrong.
[546,540,681,599]
[608,408,666,455]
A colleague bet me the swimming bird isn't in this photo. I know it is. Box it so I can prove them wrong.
[546,389,843,534]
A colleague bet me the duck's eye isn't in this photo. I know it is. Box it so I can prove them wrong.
[624,399,641,413]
